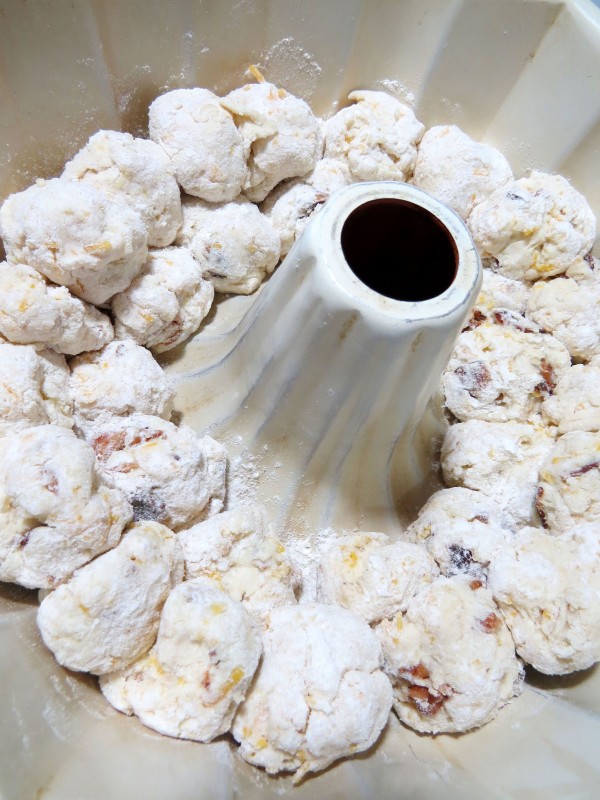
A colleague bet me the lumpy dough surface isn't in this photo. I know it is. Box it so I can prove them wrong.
[86,414,226,530]
[0,178,148,305]
[63,130,182,248]
[37,522,183,675]
[221,81,323,202]
[148,88,247,202]
[376,576,524,734]
[412,125,512,220]
[469,171,596,282]
[472,269,530,320]
[316,531,439,624]
[488,526,600,675]
[542,357,600,434]
[111,247,214,352]
[232,603,392,782]
[100,578,262,742]
[324,90,423,182]
[0,425,132,588]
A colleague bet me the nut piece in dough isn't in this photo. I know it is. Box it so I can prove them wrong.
[542,357,600,434]
[148,88,247,202]
[86,413,226,530]
[178,506,297,620]
[441,420,556,528]
[316,531,439,623]
[63,130,182,248]
[100,578,262,742]
[221,81,323,202]
[468,171,596,282]
[0,261,113,354]
[69,340,174,434]
[0,178,148,306]
[324,90,424,182]
[0,425,132,588]
[412,125,512,220]
[177,197,280,294]
[37,521,183,675]
[111,247,214,352]
[376,576,523,733]
[232,603,392,782]
[488,525,600,674]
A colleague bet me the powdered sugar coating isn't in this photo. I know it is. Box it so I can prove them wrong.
[86,414,226,530]
[488,526,600,674]
[221,82,323,202]
[412,125,512,220]
[148,88,247,202]
[316,531,439,624]
[0,425,132,588]
[376,576,523,733]
[473,269,530,319]
[0,178,148,305]
[63,130,182,248]
[37,521,183,675]
[100,578,262,742]
[111,247,213,352]
[232,603,392,782]
[542,357,600,434]
[469,171,596,281]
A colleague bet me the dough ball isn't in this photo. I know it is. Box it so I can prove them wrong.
[63,130,182,247]
[37,521,183,674]
[0,178,148,305]
[86,414,226,530]
[178,505,297,620]
[0,425,132,588]
[0,261,113,354]
[232,603,392,782]
[100,578,262,742]
[488,525,600,674]
[376,576,523,733]
[412,125,512,219]
[324,90,423,182]
[111,246,213,352]
[472,269,530,320]
[542,357,600,434]
[148,88,247,202]
[316,531,438,623]
[221,81,323,202]
[468,171,596,282]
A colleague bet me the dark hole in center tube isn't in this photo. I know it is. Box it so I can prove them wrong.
[340,198,458,301]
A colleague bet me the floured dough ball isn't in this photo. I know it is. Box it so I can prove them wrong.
[489,526,600,674]
[0,425,132,589]
[0,343,73,436]
[324,90,423,182]
[177,197,280,294]
[376,576,523,733]
[0,178,148,305]
[37,521,183,675]
[471,269,530,321]
[535,431,600,532]
[100,578,261,742]
[148,88,247,202]
[542,358,600,434]
[63,130,182,248]
[442,322,570,424]
[232,603,392,782]
[412,126,512,220]
[221,81,323,202]
[405,488,512,580]
[469,171,596,281]
[111,247,213,352]
[316,531,438,623]
[86,414,226,530]
[178,506,297,619]
[261,158,351,255]
[0,261,113,354]
[70,340,174,434]
[441,420,556,528]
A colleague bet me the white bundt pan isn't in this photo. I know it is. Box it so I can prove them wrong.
[1,1,600,798]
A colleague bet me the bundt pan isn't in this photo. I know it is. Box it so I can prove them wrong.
[1,0,600,798]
